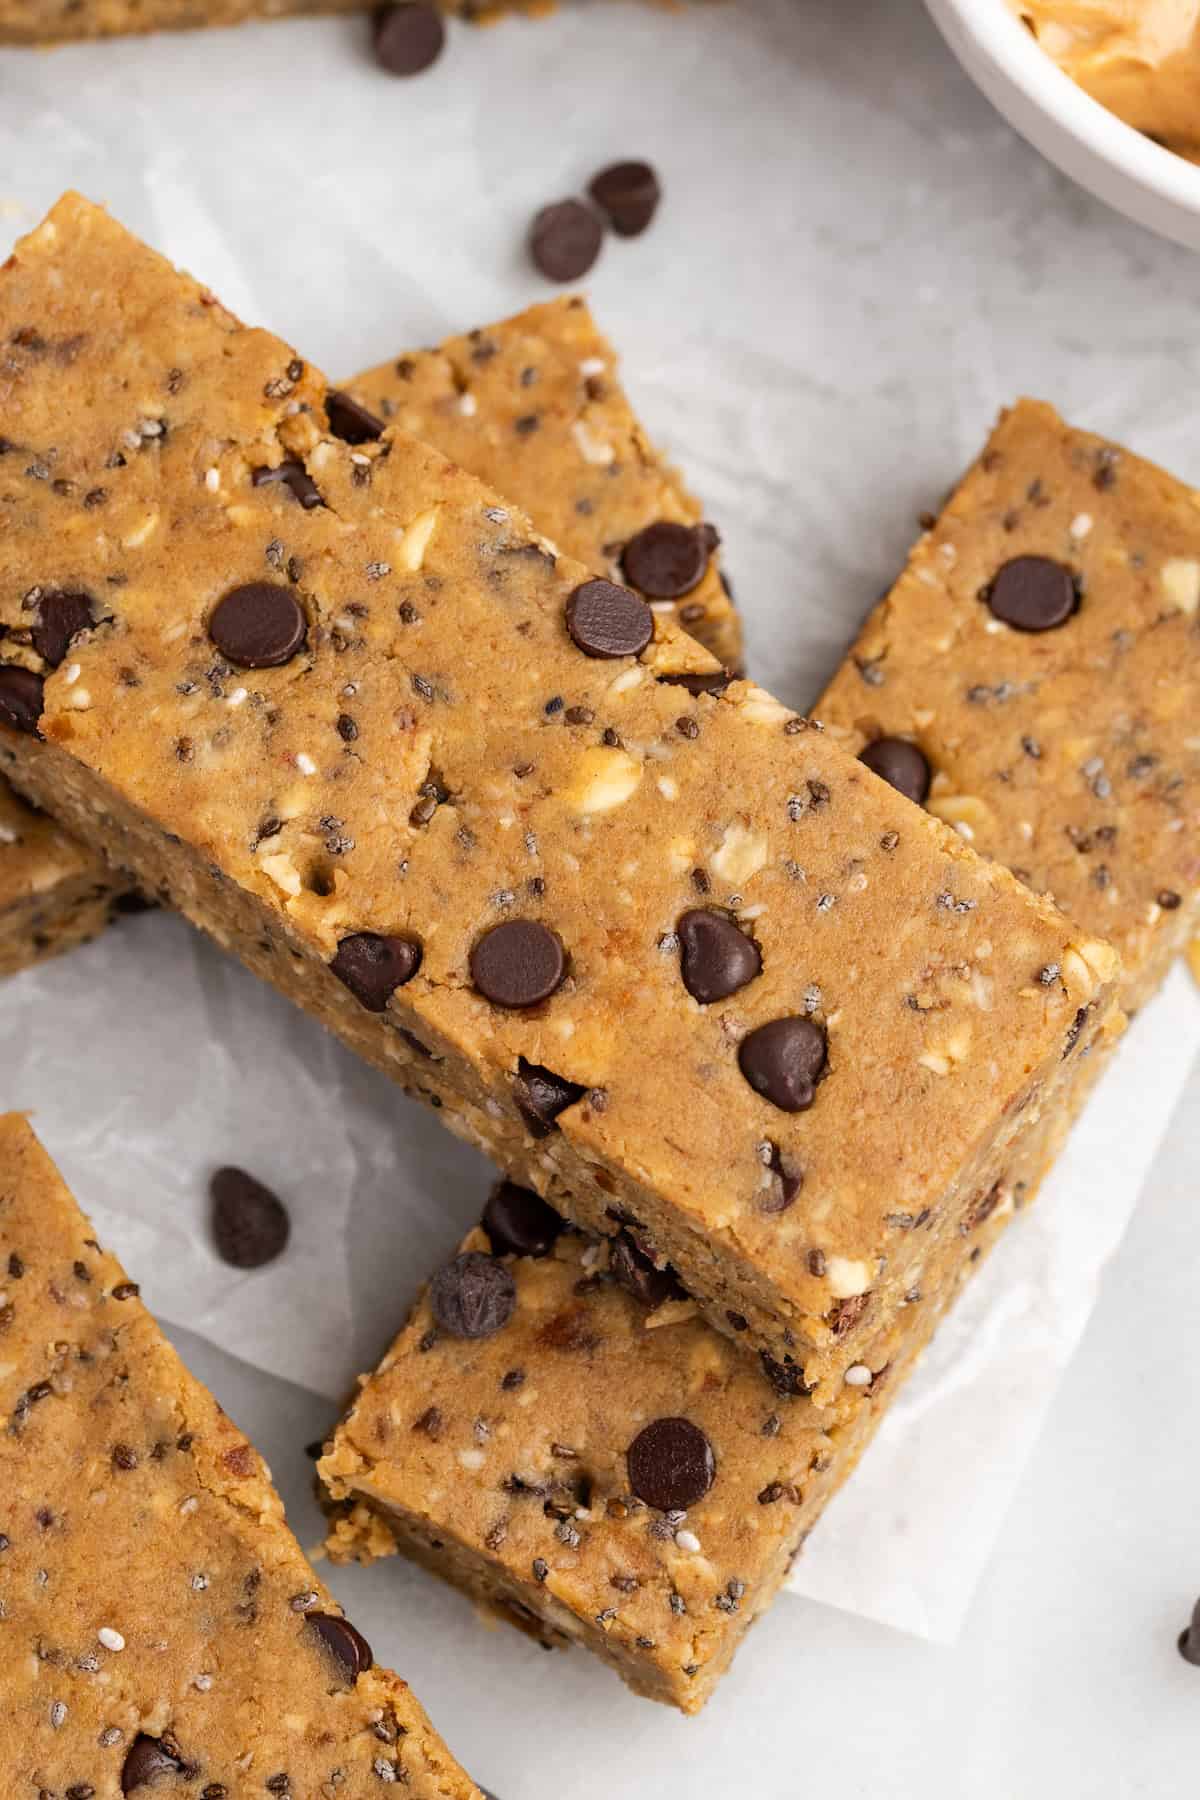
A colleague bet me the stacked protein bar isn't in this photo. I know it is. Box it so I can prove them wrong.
[0,195,1195,1725]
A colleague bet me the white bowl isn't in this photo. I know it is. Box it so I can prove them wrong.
[924,0,1200,251]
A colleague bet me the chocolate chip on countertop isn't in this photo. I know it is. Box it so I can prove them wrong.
[207,583,307,668]
[738,1017,827,1112]
[859,736,931,807]
[252,461,323,511]
[31,589,96,667]
[610,1231,686,1308]
[471,919,565,1008]
[513,1059,586,1136]
[626,1417,715,1511]
[331,931,422,1011]
[565,579,653,659]
[210,1166,291,1269]
[483,1179,565,1258]
[530,200,604,283]
[0,664,44,735]
[677,909,762,1004]
[984,556,1078,632]
[1179,1597,1200,1665]
[622,522,713,599]
[306,1610,374,1682]
[588,160,661,237]
[372,0,445,74]
[430,1252,517,1338]
[325,389,387,445]
[121,1735,184,1793]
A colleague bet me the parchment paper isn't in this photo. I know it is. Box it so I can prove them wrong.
[0,0,1197,1648]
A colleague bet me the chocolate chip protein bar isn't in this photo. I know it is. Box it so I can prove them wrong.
[817,400,1200,1017]
[0,196,1118,1402]
[0,778,131,975]
[0,0,364,41]
[0,1114,482,1798]
[320,1188,1008,1712]
[343,297,742,670]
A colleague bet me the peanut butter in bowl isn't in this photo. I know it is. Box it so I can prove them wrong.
[1009,0,1200,162]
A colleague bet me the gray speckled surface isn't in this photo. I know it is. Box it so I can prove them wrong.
[1,0,1197,1790]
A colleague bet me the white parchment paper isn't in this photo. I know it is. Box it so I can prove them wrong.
[0,0,1197,1651]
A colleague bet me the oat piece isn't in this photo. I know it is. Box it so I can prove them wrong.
[0,1114,482,1798]
[321,1210,1008,1712]
[344,296,743,669]
[0,196,1118,1400]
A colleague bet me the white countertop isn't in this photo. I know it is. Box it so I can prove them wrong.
[2,0,1198,1791]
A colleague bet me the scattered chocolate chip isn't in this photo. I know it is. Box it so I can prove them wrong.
[565,578,653,659]
[610,1231,686,1308]
[324,392,386,453]
[859,737,931,807]
[210,1166,290,1269]
[471,919,565,1008]
[121,1735,183,1793]
[0,663,44,735]
[984,556,1078,632]
[30,589,95,667]
[656,668,733,697]
[306,1610,374,1683]
[529,199,604,283]
[430,1252,516,1338]
[330,932,422,1011]
[207,583,306,669]
[622,522,710,599]
[252,461,323,511]
[483,1179,564,1258]
[677,909,762,1004]
[738,1017,827,1111]
[627,1417,715,1512]
[588,159,661,236]
[513,1058,586,1136]
[372,1,445,74]
[1178,1597,1200,1666]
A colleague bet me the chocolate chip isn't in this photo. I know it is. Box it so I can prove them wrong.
[1158,890,1182,910]
[471,919,565,1008]
[677,909,762,1004]
[656,669,733,697]
[859,737,931,807]
[121,1735,183,1793]
[626,1417,715,1511]
[529,200,604,283]
[622,522,710,599]
[610,1232,686,1308]
[483,1180,564,1258]
[252,461,323,510]
[306,1610,374,1683]
[1178,1597,1200,1666]
[587,160,661,236]
[325,390,386,446]
[759,1351,812,1397]
[984,556,1078,632]
[372,1,445,74]
[0,663,44,735]
[208,583,306,668]
[31,589,95,667]
[210,1166,290,1269]
[738,1017,827,1111]
[760,1143,803,1213]
[512,1059,586,1136]
[430,1252,516,1338]
[565,579,653,659]
[331,932,422,1010]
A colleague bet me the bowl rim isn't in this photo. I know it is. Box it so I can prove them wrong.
[931,0,1200,212]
